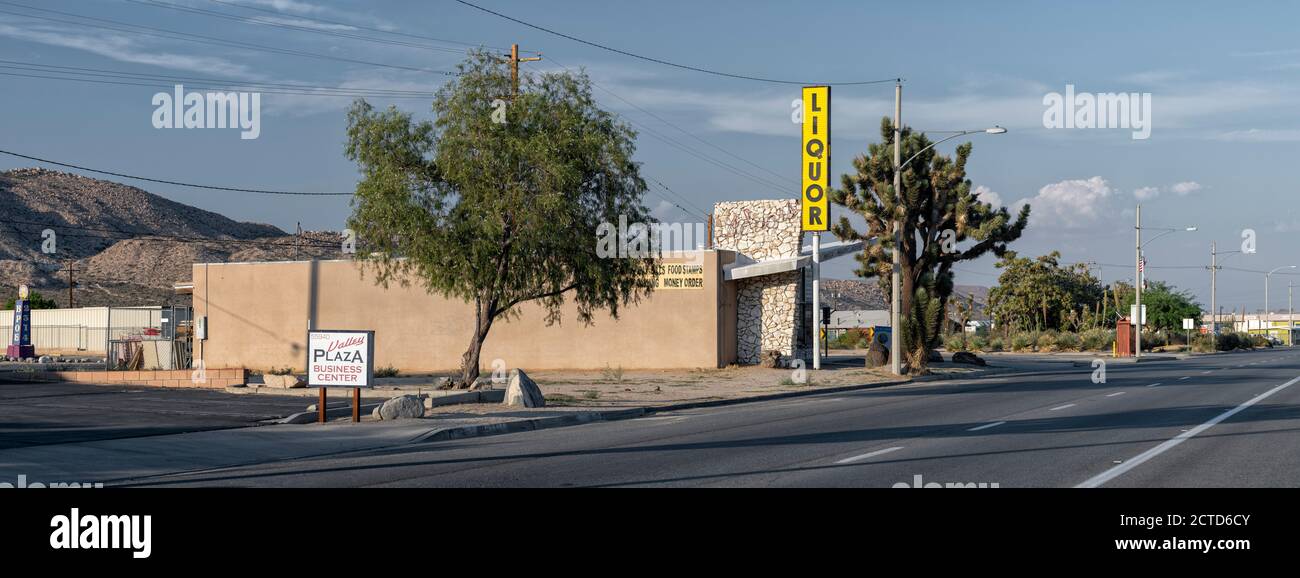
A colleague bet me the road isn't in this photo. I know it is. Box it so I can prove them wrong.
[130,348,1300,487]
[0,381,309,450]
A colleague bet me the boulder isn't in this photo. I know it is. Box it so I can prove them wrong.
[927,350,943,363]
[38,355,52,364]
[376,394,425,420]
[263,374,306,388]
[866,339,889,368]
[952,351,987,366]
[503,369,545,408]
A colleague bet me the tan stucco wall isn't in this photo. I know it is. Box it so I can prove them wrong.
[192,252,736,372]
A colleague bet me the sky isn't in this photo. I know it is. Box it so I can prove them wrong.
[1,0,1299,312]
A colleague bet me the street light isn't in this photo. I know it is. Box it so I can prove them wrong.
[1133,205,1196,359]
[889,126,1006,375]
[1265,265,1296,338]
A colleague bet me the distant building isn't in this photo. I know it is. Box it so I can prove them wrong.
[826,309,890,340]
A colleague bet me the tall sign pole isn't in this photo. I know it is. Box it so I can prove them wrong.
[801,86,830,371]
[1135,204,1142,359]
[891,81,902,375]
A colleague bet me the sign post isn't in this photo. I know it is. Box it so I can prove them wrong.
[1183,318,1195,349]
[307,330,375,424]
[802,86,830,370]
[6,284,34,360]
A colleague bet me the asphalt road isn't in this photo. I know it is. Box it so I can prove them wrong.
[0,381,310,449]
[134,348,1300,487]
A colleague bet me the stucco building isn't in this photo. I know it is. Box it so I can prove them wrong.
[183,199,863,372]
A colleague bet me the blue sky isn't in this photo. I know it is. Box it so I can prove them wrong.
[2,0,1299,311]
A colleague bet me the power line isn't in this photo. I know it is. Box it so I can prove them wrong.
[0,149,352,196]
[0,2,459,76]
[454,0,898,86]
[0,217,341,249]
[547,54,797,191]
[206,0,527,54]
[0,69,433,100]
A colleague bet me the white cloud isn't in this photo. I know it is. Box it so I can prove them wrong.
[0,21,257,77]
[1014,176,1114,229]
[973,185,1003,208]
[1214,129,1300,142]
[649,200,677,221]
[1169,181,1202,195]
[1133,186,1160,201]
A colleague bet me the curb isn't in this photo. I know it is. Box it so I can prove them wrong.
[278,401,385,424]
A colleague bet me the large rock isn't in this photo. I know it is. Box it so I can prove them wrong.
[866,339,889,368]
[952,351,987,366]
[759,350,783,368]
[927,350,943,363]
[262,374,306,388]
[503,369,545,408]
[376,394,425,420]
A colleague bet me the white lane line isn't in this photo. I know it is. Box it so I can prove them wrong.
[1147,382,1162,387]
[1050,403,1076,411]
[1106,391,1127,397]
[1179,376,1191,380]
[835,446,904,464]
[1201,370,1213,374]
[1077,374,1300,488]
[968,421,1006,432]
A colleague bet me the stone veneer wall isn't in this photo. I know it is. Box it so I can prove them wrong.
[713,199,803,262]
[714,199,805,364]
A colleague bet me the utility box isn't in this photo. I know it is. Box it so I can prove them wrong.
[1116,317,1134,357]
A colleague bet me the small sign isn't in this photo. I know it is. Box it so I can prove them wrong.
[655,263,705,290]
[307,330,374,387]
[1130,304,1147,326]
[1182,318,1195,330]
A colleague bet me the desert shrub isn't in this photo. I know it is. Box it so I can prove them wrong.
[1011,332,1034,351]
[1036,330,1059,351]
[832,328,869,350]
[968,335,988,351]
[1192,335,1216,353]
[944,334,966,352]
[1054,332,1081,351]
[986,337,1004,352]
[375,365,399,378]
[1216,333,1241,351]
[1080,328,1113,351]
[1249,334,1273,348]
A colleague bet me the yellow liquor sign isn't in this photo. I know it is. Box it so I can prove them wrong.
[801,85,830,231]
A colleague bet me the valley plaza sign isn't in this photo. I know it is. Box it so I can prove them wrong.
[307,329,374,424]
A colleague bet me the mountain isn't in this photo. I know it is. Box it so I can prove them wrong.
[822,278,991,320]
[0,168,341,307]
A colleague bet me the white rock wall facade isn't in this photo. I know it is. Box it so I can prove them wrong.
[716,199,805,365]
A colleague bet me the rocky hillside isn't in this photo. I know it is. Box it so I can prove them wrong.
[823,278,990,319]
[0,168,343,307]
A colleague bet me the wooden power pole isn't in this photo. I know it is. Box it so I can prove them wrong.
[505,43,542,97]
[61,258,78,308]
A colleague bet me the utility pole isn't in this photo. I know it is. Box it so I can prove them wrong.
[1290,281,1294,346]
[1210,241,1217,334]
[505,43,542,98]
[1135,204,1142,359]
[890,80,902,375]
[61,258,78,308]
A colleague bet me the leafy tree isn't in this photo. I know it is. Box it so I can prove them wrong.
[1112,280,1201,332]
[5,290,58,310]
[832,119,1030,373]
[986,251,1103,331]
[344,51,658,388]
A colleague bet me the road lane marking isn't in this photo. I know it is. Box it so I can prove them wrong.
[1147,382,1162,387]
[968,421,1006,432]
[835,446,904,464]
[1179,376,1191,380]
[1106,391,1126,397]
[1050,403,1076,411]
[1201,370,1213,374]
[1076,374,1300,488]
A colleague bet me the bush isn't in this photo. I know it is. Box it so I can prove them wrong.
[1011,332,1034,351]
[1141,331,1167,350]
[986,337,1004,352]
[1080,328,1113,351]
[968,335,988,351]
[1054,332,1081,351]
[1249,334,1273,348]
[944,334,967,352]
[831,329,869,350]
[1192,335,1216,353]
[375,365,399,378]
[1036,330,1059,351]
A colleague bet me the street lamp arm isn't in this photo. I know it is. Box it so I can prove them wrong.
[899,129,1000,170]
